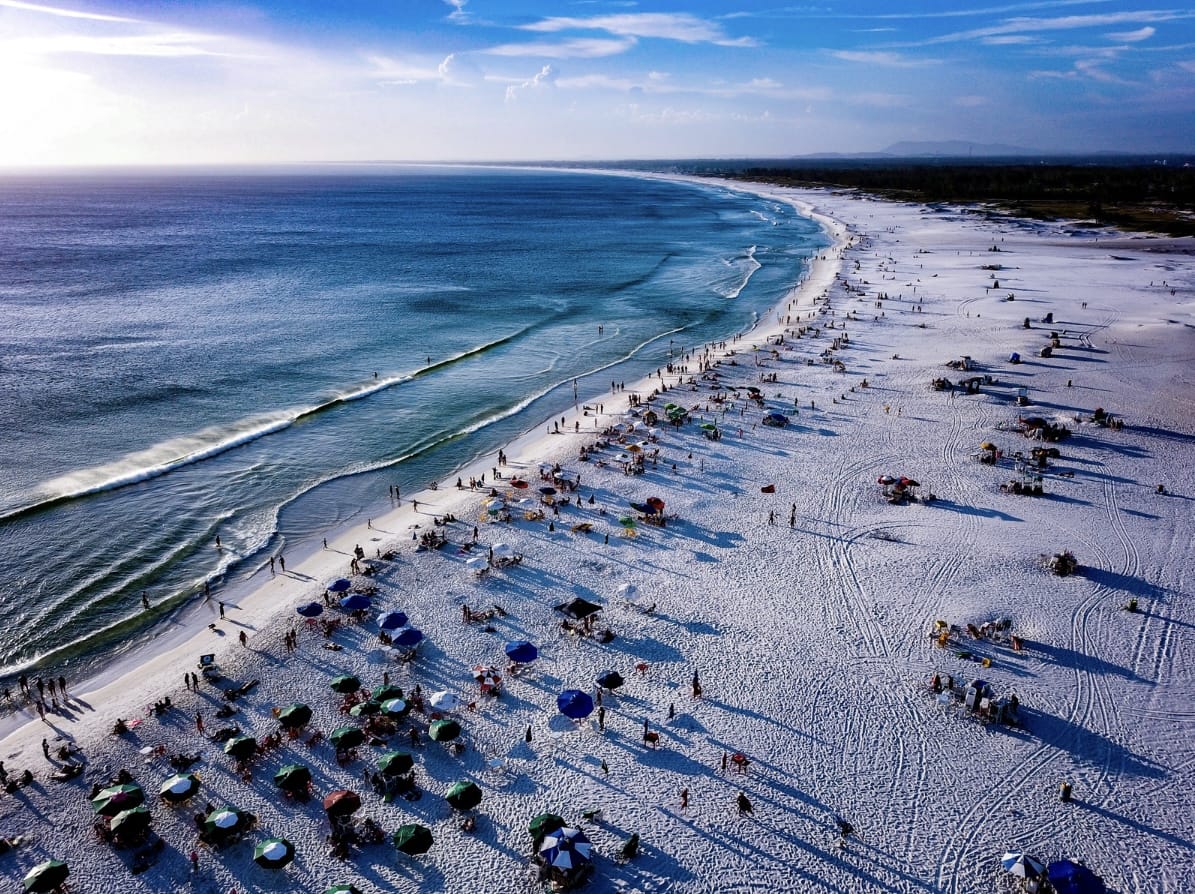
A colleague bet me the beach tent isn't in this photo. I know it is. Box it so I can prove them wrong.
[330,675,361,694]
[428,719,461,742]
[1002,852,1046,882]
[223,735,257,760]
[378,751,414,778]
[273,764,312,793]
[296,602,323,618]
[445,780,483,811]
[253,838,295,870]
[555,597,601,620]
[1046,860,1106,894]
[378,611,408,631]
[330,726,365,749]
[557,689,595,720]
[323,789,362,818]
[429,690,462,712]
[596,670,624,691]
[393,823,434,856]
[529,813,566,845]
[339,593,371,611]
[373,684,404,702]
[91,783,145,816]
[22,860,69,894]
[504,641,539,664]
[159,773,200,804]
[328,579,352,593]
[394,627,424,648]
[278,703,313,729]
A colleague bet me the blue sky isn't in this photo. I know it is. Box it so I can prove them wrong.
[1,0,1191,164]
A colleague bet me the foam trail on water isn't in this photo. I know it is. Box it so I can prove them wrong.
[723,246,762,300]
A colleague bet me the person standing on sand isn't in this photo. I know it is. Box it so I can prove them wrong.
[598,706,606,731]
[239,630,247,647]
[219,602,225,619]
[279,555,286,572]
[680,788,689,810]
[737,792,753,815]
[195,712,204,735]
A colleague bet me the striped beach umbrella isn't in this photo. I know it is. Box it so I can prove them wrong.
[539,827,593,871]
[159,773,200,804]
[253,837,295,870]
[90,783,145,816]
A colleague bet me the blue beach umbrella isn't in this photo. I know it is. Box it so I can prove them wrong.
[557,689,594,720]
[394,627,424,648]
[1046,860,1106,894]
[595,670,624,691]
[1001,853,1046,881]
[340,593,371,611]
[504,641,538,664]
[296,602,323,618]
[378,611,408,631]
[328,579,352,593]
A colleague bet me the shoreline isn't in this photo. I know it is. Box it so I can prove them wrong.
[0,174,849,749]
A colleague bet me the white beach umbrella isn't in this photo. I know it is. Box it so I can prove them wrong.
[466,557,488,574]
[1001,852,1046,880]
[491,543,515,559]
[616,582,643,603]
[429,690,462,712]
[212,810,240,829]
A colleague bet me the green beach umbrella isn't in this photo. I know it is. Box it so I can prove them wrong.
[699,422,717,431]
[349,700,381,717]
[203,807,248,838]
[372,684,404,702]
[428,718,461,742]
[159,773,200,804]
[90,783,145,816]
[380,697,409,717]
[273,763,312,792]
[324,887,362,894]
[529,812,566,843]
[330,726,365,749]
[330,675,361,694]
[22,860,69,894]
[253,837,295,870]
[110,805,152,837]
[377,751,414,778]
[445,780,483,811]
[393,823,434,856]
[223,734,257,760]
[618,516,637,528]
[278,703,313,728]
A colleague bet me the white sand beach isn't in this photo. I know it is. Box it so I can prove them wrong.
[2,181,1193,894]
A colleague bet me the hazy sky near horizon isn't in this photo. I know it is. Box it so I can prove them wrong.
[1,0,1192,165]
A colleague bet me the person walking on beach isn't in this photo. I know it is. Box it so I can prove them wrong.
[736,792,753,815]
[195,712,204,735]
[239,630,248,648]
[269,556,275,574]
[219,602,225,619]
[598,706,606,731]
[279,555,286,572]
[42,738,50,760]
[58,675,67,697]
[692,670,702,699]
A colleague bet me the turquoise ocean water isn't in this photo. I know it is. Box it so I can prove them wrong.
[0,166,825,680]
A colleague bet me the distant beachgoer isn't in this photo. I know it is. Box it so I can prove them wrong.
[142,591,150,610]
[42,738,50,759]
[680,788,689,810]
[215,535,221,549]
[598,706,606,731]
[737,792,753,815]
[269,557,275,574]
[195,712,204,734]
[219,602,225,619]
[239,630,247,647]
[600,759,608,775]
[279,556,286,572]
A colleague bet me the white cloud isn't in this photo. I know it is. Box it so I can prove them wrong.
[505,64,556,102]
[11,30,238,58]
[982,35,1041,45]
[911,11,1190,46]
[0,0,140,23]
[443,0,468,23]
[1107,26,1155,42]
[521,13,756,47]
[486,37,635,59]
[831,50,938,67]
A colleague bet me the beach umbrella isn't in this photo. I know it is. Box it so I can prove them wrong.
[328,579,352,593]
[504,640,539,664]
[615,583,642,603]
[339,593,371,611]
[223,735,257,760]
[646,496,665,512]
[109,805,152,837]
[445,780,483,811]
[349,700,381,717]
[323,789,362,818]
[877,475,896,485]
[378,611,408,631]
[699,422,717,431]
[394,627,424,648]
[330,674,361,694]
[324,887,362,894]
[393,823,434,856]
[539,486,557,498]
[596,670,624,691]
[510,478,529,489]
[1046,860,1106,894]
[380,698,409,717]
[296,601,324,618]
[466,557,488,574]
[618,516,636,529]
[253,837,295,870]
[378,751,414,778]
[373,684,404,702]
[91,783,145,816]
[22,860,69,894]
[428,719,461,742]
[492,543,515,559]
[626,444,642,454]
[981,442,997,451]
[529,813,566,843]
[203,808,248,837]
[557,689,594,720]
[273,764,312,792]
[330,726,364,749]
[538,827,593,871]
[159,773,200,804]
[430,690,462,712]
[472,665,501,689]
[1002,852,1046,881]
[278,703,313,729]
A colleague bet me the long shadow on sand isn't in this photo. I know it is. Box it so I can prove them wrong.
[1074,797,1195,852]
[1082,567,1168,601]
[928,498,1023,522]
[1020,707,1166,779]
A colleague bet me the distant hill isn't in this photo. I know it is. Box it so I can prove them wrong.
[879,140,1039,157]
